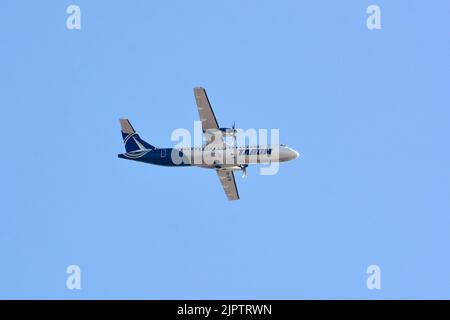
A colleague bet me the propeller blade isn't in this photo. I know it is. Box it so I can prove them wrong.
[241,166,247,178]
[230,122,237,145]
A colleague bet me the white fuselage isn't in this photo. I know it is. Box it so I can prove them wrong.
[175,145,299,168]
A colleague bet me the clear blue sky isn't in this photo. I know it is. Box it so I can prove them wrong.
[1,0,450,299]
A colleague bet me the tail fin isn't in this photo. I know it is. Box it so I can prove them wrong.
[120,119,156,152]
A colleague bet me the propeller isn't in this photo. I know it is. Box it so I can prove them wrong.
[232,121,237,145]
[240,164,248,178]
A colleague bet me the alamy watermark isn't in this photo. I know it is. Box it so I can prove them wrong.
[66,265,81,290]
[366,5,381,30]
[170,121,283,175]
[366,264,381,290]
[66,5,81,30]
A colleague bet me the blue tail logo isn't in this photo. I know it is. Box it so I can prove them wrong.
[120,119,155,153]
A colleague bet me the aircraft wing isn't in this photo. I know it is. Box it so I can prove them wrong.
[194,87,219,133]
[216,169,240,200]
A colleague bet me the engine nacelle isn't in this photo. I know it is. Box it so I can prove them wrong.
[218,128,237,137]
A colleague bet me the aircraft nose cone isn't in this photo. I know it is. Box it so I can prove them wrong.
[280,147,300,161]
[289,148,299,160]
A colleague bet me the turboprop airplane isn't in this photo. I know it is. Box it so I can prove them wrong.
[118,87,299,200]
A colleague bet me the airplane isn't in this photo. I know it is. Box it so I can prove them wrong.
[118,87,299,200]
